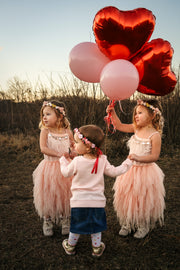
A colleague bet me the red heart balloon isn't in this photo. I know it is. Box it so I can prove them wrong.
[93,6,156,60]
[132,39,177,96]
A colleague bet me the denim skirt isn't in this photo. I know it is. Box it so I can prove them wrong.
[70,207,107,234]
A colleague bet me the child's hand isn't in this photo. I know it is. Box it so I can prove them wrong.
[106,104,117,119]
[106,104,114,114]
[128,154,139,161]
[59,156,71,166]
[63,152,69,158]
[69,149,77,159]
[63,152,71,159]
[60,153,72,164]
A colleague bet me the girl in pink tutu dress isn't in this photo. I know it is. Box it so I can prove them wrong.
[33,100,75,236]
[106,99,165,238]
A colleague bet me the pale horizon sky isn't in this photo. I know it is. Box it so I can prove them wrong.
[0,0,180,90]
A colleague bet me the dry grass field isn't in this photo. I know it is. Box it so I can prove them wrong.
[0,134,179,270]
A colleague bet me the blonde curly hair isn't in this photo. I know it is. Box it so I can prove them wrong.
[133,99,164,134]
[39,100,71,130]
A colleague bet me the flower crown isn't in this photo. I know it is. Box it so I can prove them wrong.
[137,99,161,115]
[43,101,65,116]
[74,128,96,148]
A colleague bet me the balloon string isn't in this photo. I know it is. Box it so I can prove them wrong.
[104,100,116,133]
[119,100,126,115]
[119,100,132,115]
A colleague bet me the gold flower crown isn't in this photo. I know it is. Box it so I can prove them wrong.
[137,99,161,115]
[43,101,65,116]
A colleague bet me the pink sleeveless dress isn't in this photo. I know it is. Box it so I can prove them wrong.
[33,131,72,221]
[113,132,165,230]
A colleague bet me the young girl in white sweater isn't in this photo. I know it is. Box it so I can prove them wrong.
[60,124,132,257]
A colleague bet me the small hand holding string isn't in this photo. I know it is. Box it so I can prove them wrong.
[104,100,117,133]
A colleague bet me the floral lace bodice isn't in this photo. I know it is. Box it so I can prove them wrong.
[44,132,70,161]
[127,132,159,165]
[127,134,152,156]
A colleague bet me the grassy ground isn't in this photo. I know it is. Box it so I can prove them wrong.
[0,137,180,270]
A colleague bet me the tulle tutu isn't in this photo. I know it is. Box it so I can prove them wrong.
[113,163,165,230]
[33,159,72,221]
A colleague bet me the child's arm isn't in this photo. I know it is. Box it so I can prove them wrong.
[59,156,76,177]
[40,129,62,157]
[104,157,132,178]
[129,133,161,163]
[106,104,134,133]
[67,129,77,159]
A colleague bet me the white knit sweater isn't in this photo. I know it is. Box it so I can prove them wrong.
[60,155,132,208]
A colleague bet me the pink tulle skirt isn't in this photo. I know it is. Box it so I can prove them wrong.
[33,159,72,221]
[113,163,165,229]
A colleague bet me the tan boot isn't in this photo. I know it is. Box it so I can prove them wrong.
[134,227,149,238]
[43,218,53,236]
[119,224,131,236]
[61,217,70,235]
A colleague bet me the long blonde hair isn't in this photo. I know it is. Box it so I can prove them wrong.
[39,100,71,130]
[133,99,164,134]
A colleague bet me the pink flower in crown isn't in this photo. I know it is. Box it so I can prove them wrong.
[43,101,49,106]
[79,134,83,139]
[137,99,161,115]
[85,138,90,144]
[74,128,96,149]
[91,143,96,148]
[154,108,161,115]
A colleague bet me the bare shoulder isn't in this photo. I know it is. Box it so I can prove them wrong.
[66,128,73,138]
[151,131,161,144]
[151,131,161,138]
[40,128,49,136]
[66,128,73,134]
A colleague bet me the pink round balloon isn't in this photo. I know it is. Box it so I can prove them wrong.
[69,42,110,83]
[100,59,139,100]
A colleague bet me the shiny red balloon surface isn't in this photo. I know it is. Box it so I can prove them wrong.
[93,6,156,60]
[132,39,177,96]
[93,6,177,96]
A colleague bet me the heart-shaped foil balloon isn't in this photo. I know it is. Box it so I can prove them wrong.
[132,39,177,96]
[93,6,177,96]
[93,6,156,60]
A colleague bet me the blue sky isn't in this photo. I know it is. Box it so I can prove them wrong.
[0,0,179,90]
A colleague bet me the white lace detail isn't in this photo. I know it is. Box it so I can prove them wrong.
[127,134,152,156]
[48,133,69,141]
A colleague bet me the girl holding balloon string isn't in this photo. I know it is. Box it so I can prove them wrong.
[106,99,165,238]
